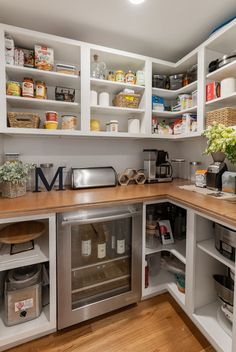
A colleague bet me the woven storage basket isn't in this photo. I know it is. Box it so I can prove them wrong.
[1,181,26,198]
[206,107,236,127]
[113,93,141,109]
[8,112,40,128]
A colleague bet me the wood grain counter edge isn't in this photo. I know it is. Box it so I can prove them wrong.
[0,181,235,227]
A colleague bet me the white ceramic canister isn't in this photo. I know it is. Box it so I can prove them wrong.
[90,90,98,105]
[99,92,110,106]
[221,77,236,97]
[128,118,140,133]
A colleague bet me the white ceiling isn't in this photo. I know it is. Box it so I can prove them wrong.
[1,0,236,61]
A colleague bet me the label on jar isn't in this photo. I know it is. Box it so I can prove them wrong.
[97,243,106,259]
[81,239,91,257]
[117,239,125,254]
[15,298,33,312]
[111,235,116,250]
[22,81,34,97]
[36,84,46,99]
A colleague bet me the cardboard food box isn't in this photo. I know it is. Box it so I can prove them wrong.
[206,81,221,102]
[34,45,54,71]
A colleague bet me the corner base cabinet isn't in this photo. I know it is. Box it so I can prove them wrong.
[142,200,236,352]
[0,213,57,352]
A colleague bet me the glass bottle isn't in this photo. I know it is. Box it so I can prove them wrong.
[80,224,93,259]
[90,54,106,79]
[93,223,107,260]
[116,221,126,255]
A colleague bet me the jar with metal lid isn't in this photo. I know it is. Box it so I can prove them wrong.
[6,81,21,96]
[106,120,118,132]
[22,77,34,98]
[125,71,136,84]
[35,81,46,99]
[189,161,202,183]
[107,71,115,81]
[115,70,125,82]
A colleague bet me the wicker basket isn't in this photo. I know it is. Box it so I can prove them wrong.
[113,93,141,109]
[8,112,40,128]
[206,107,236,127]
[1,181,26,198]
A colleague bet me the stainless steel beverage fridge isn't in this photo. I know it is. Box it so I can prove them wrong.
[57,204,142,329]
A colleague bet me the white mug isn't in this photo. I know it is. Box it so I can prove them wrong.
[99,92,110,106]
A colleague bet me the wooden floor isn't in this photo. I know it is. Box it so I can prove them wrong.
[8,293,215,352]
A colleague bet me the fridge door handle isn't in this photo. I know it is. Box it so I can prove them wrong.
[61,210,142,226]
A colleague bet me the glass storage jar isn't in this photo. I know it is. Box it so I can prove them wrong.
[189,161,202,183]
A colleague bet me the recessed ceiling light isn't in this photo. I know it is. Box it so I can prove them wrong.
[129,0,146,5]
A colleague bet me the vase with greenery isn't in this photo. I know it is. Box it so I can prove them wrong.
[0,161,35,198]
[202,123,236,163]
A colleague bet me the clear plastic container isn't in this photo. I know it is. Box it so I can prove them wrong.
[189,161,202,183]
[169,74,184,90]
[171,159,187,179]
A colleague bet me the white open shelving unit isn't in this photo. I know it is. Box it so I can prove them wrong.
[0,213,56,352]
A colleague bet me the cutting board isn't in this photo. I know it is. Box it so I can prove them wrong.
[0,221,46,244]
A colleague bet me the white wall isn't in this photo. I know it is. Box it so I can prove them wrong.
[2,136,182,185]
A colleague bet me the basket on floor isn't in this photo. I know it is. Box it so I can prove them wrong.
[206,107,236,128]
[8,112,40,128]
[113,93,141,109]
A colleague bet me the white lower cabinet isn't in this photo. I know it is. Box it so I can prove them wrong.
[0,214,57,352]
[142,201,236,352]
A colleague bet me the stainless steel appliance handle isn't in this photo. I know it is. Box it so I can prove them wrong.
[61,210,142,226]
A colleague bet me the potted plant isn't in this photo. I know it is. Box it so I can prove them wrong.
[0,161,35,198]
[202,123,236,163]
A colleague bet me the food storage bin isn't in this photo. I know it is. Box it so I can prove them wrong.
[113,93,140,109]
[4,264,42,326]
[169,74,184,90]
[152,75,167,89]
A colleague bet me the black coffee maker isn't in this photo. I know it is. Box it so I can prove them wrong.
[143,149,173,183]
[156,150,173,182]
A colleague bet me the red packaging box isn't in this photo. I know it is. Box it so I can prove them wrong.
[206,82,221,102]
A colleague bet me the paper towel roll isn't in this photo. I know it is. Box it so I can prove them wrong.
[221,77,236,98]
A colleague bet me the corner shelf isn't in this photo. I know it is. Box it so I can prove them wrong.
[152,106,197,118]
[6,64,80,89]
[152,81,197,99]
[145,239,186,265]
[197,238,235,271]
[205,92,236,108]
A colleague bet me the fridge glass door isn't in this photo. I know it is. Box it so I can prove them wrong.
[71,218,132,309]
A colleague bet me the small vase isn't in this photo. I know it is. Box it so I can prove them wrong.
[1,181,26,198]
[211,152,226,163]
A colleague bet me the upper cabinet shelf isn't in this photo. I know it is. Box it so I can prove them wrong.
[206,60,236,81]
[7,96,79,113]
[152,106,197,118]
[6,64,80,89]
[91,105,145,116]
[205,92,236,108]
[90,78,145,94]
[152,81,197,99]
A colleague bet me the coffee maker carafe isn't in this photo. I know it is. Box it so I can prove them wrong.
[143,149,173,183]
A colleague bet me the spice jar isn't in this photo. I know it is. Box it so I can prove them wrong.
[106,120,118,132]
[115,70,125,82]
[35,81,46,99]
[22,77,34,98]
[6,81,21,96]
[107,71,115,81]
[125,71,136,84]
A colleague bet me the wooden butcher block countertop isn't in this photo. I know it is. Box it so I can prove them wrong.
[0,180,235,226]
